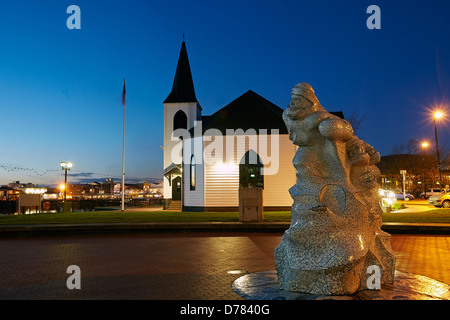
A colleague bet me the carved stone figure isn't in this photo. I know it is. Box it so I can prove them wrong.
[274,83,396,295]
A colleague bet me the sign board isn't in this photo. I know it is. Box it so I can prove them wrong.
[19,194,40,206]
[18,194,41,214]
[239,187,263,222]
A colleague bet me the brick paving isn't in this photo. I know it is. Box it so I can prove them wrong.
[0,233,449,300]
[391,234,450,285]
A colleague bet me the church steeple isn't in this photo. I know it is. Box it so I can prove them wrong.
[164,41,198,104]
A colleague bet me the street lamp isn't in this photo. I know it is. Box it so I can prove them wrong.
[421,142,429,196]
[433,111,443,190]
[60,162,73,202]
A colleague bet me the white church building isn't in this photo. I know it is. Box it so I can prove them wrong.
[162,41,342,212]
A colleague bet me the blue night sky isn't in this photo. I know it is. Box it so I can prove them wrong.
[0,0,449,186]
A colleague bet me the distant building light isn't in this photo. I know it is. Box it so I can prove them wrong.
[24,188,47,194]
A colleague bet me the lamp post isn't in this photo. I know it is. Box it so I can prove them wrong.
[60,184,65,200]
[433,111,443,191]
[60,162,73,202]
[421,142,428,197]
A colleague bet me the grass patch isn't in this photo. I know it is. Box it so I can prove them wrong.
[0,210,292,225]
[390,203,406,211]
[382,208,450,224]
[2,207,450,225]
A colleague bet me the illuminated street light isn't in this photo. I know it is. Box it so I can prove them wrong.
[59,184,65,199]
[421,141,429,196]
[60,162,73,202]
[433,111,444,190]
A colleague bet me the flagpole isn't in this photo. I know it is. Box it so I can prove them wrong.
[121,78,126,212]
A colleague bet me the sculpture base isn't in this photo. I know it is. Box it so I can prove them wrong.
[232,270,450,300]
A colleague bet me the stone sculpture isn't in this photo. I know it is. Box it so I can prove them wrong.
[275,83,396,295]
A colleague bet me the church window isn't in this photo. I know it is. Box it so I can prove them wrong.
[173,110,188,131]
[239,150,264,189]
[190,155,196,190]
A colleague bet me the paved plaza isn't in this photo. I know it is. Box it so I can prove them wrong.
[0,232,449,300]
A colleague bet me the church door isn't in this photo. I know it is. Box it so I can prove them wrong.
[172,176,182,201]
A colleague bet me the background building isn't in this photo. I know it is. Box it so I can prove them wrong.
[377,154,450,197]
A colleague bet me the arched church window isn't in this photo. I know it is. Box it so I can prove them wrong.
[190,155,196,190]
[173,110,188,131]
[239,150,264,189]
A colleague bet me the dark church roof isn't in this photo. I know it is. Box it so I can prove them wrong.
[164,41,198,104]
[194,90,345,135]
[201,90,288,134]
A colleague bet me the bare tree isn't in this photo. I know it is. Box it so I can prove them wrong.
[346,111,366,136]
[390,144,406,155]
[407,138,421,154]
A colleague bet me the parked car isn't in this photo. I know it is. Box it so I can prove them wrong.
[428,192,450,208]
[419,188,448,198]
[395,192,414,201]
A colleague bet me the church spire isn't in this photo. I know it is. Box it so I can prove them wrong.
[164,40,198,104]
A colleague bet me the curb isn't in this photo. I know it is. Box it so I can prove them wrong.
[0,222,290,238]
[1,222,450,238]
[381,222,450,234]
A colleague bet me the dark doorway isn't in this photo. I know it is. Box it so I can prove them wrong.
[172,176,182,200]
[239,150,264,189]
